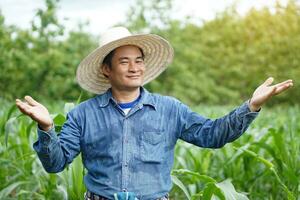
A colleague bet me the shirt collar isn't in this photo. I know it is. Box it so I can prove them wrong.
[97,87,156,110]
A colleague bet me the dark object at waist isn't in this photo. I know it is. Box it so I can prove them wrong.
[85,191,169,200]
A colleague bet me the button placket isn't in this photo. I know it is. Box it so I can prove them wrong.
[121,104,143,192]
[121,117,129,191]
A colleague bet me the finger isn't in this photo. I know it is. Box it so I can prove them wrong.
[274,82,293,95]
[16,99,26,107]
[267,85,277,97]
[16,100,32,114]
[16,99,22,104]
[16,99,31,107]
[24,96,39,106]
[273,79,293,88]
[16,99,22,110]
[263,77,274,86]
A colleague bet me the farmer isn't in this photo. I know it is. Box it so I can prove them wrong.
[15,27,293,200]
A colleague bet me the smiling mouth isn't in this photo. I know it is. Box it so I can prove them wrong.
[127,75,141,78]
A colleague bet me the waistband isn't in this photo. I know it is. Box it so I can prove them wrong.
[85,191,169,200]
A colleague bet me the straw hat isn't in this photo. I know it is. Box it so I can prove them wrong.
[76,27,174,94]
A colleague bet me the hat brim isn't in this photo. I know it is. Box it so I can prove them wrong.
[76,34,174,94]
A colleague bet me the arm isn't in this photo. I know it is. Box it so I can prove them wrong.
[178,100,258,148]
[33,111,81,173]
[178,77,293,148]
[16,96,81,173]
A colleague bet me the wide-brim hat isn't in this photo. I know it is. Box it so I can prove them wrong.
[76,26,174,94]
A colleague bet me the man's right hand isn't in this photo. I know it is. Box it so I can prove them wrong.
[16,96,53,131]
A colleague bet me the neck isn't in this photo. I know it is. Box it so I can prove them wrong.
[111,87,140,103]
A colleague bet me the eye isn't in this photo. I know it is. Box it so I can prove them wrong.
[120,61,128,65]
[136,60,144,64]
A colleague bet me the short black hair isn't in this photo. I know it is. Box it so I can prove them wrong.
[102,46,145,69]
[102,49,116,69]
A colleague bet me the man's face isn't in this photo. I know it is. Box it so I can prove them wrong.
[103,45,145,91]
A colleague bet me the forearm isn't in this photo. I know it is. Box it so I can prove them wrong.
[209,100,259,147]
[179,100,259,148]
[33,126,68,173]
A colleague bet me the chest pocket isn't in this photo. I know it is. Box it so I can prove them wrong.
[140,131,165,163]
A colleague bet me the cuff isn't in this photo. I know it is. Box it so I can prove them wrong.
[37,125,57,146]
[238,100,260,118]
[246,99,261,113]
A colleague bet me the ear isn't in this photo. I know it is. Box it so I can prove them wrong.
[102,64,110,78]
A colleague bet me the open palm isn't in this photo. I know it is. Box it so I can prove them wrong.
[16,96,53,131]
[249,77,293,111]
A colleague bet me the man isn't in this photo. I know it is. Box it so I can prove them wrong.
[16,27,293,200]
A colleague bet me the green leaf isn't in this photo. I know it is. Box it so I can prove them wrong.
[201,182,216,200]
[172,169,216,183]
[4,113,23,147]
[171,175,191,200]
[26,120,36,139]
[0,181,28,198]
[215,179,249,200]
[1,104,17,136]
[64,103,75,115]
[233,147,274,169]
[76,91,83,105]
[53,113,66,126]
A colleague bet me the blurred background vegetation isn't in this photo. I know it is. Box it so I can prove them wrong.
[0,0,299,106]
[1,0,300,199]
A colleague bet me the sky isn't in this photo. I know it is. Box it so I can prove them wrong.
[0,0,289,35]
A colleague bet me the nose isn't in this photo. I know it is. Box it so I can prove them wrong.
[128,61,138,72]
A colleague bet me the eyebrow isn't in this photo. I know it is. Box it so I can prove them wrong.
[118,56,144,61]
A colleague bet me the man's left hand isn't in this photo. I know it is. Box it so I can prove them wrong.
[249,77,293,112]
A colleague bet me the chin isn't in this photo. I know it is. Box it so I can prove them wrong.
[125,83,143,90]
[128,84,142,88]
[127,80,143,87]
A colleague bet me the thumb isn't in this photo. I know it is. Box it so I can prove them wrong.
[24,96,39,106]
[263,77,274,86]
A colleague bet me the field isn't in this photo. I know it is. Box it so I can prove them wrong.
[0,100,299,199]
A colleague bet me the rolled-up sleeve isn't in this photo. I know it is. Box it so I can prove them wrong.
[178,100,259,148]
[33,110,81,173]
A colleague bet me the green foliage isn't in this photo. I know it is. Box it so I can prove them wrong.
[0,98,86,199]
[1,101,300,199]
[123,0,300,106]
[0,0,96,102]
[1,1,300,198]
[1,0,299,106]
[124,0,173,32]
[170,105,300,199]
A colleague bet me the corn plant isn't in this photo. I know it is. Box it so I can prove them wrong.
[1,100,299,199]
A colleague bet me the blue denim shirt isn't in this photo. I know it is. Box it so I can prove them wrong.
[33,87,259,200]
